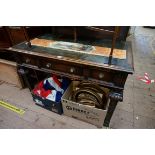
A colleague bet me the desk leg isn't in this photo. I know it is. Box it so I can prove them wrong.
[18,68,32,91]
[103,92,123,127]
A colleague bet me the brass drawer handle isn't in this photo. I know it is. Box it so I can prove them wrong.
[46,63,51,68]
[70,67,75,73]
[99,73,104,79]
[25,58,30,63]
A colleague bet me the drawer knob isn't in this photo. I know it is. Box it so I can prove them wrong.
[99,73,104,79]
[25,58,30,63]
[46,63,51,68]
[70,67,75,73]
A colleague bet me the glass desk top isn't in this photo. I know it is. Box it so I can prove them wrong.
[11,34,134,73]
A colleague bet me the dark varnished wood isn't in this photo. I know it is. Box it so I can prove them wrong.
[0,27,12,48]
[0,27,45,47]
[86,26,121,64]
[6,46,133,91]
[51,26,130,41]
[0,26,130,49]
[104,91,123,127]
[2,31,134,127]
[8,44,133,73]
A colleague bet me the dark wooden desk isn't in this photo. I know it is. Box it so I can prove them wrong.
[5,34,134,127]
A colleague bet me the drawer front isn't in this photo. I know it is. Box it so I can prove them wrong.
[89,69,114,82]
[15,54,116,84]
[21,55,38,66]
[41,60,83,76]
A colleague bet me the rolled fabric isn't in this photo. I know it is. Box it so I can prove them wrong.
[33,75,70,103]
[43,76,64,94]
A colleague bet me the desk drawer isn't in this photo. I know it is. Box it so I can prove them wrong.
[41,60,83,76]
[89,69,114,82]
[21,55,38,66]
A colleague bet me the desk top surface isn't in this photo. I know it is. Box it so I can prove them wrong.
[10,34,134,74]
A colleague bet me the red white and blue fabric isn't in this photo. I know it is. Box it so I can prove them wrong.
[33,75,70,102]
[43,75,64,93]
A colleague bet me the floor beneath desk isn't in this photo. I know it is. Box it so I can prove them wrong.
[0,26,155,129]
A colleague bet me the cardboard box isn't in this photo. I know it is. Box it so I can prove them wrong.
[0,59,23,88]
[61,81,109,128]
[32,93,63,114]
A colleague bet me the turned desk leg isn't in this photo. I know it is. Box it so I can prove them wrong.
[103,92,123,127]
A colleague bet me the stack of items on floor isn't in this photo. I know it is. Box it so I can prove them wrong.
[61,81,109,128]
[32,76,109,128]
[32,74,70,114]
